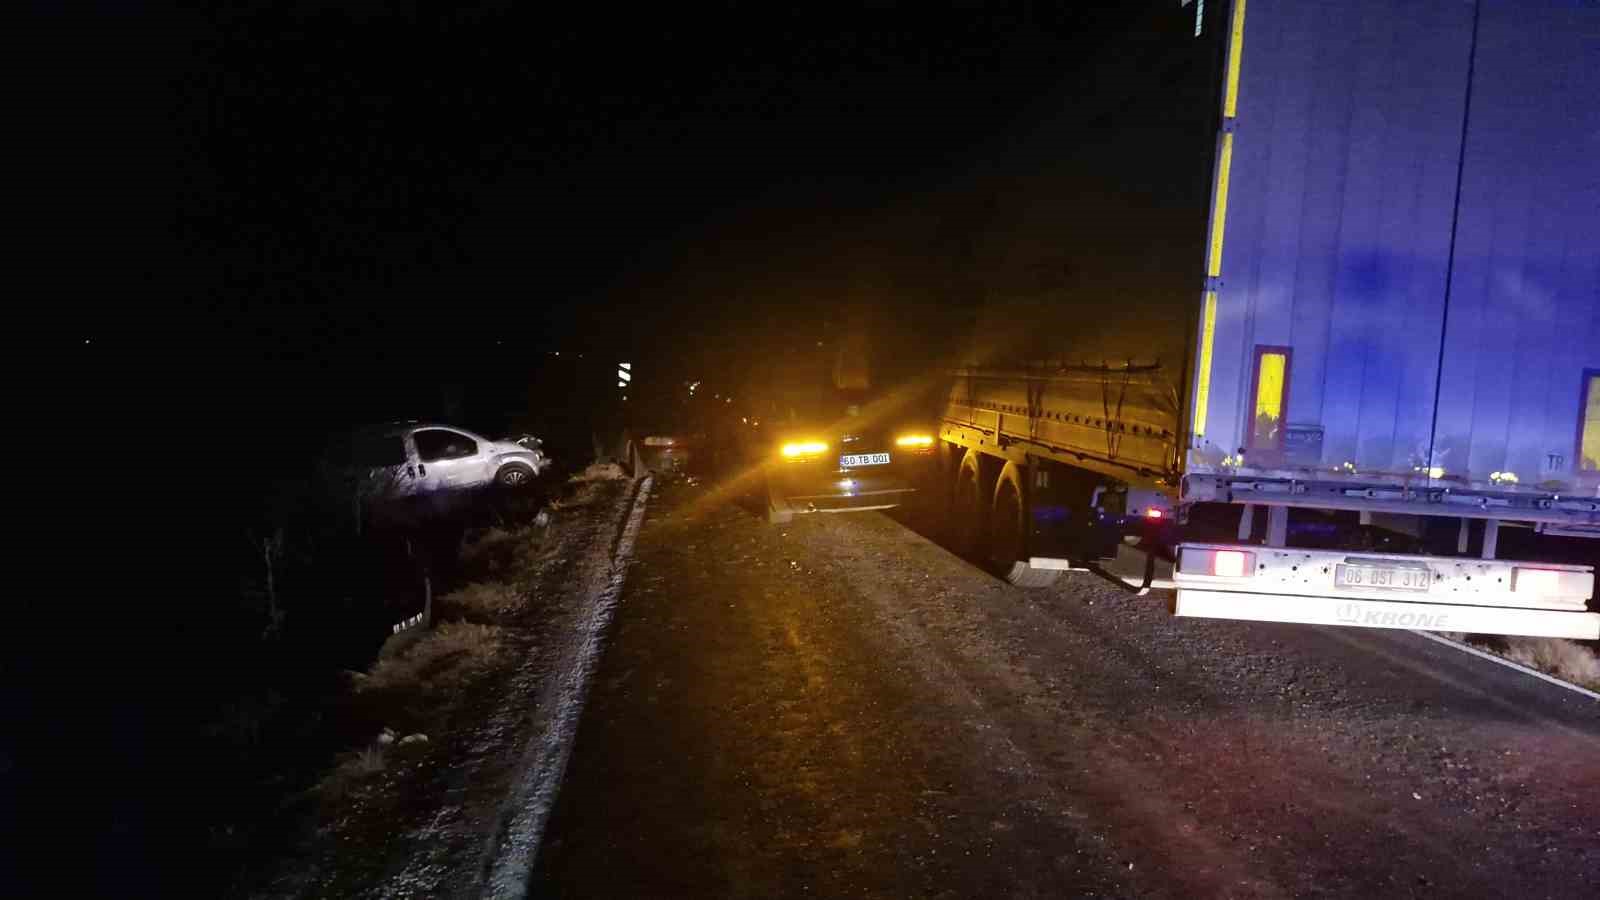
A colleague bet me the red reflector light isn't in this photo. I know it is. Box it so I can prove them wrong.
[1213,550,1247,578]
[1145,508,1163,519]
[1513,567,1563,595]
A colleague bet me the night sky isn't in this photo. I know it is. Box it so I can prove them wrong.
[23,0,1172,612]
[36,3,1143,384]
[17,0,1211,509]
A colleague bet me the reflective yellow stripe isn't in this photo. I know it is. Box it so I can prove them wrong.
[1196,0,1246,443]
[1192,291,1218,438]
[1207,131,1234,278]
[1224,0,1246,118]
[1583,374,1600,471]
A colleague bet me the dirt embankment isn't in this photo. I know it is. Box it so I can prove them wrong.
[234,466,638,898]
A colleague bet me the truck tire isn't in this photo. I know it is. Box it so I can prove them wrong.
[928,440,959,513]
[952,450,987,557]
[991,463,1061,589]
[1000,560,1062,588]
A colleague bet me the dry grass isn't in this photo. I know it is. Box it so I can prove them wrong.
[317,743,389,799]
[351,744,386,775]
[440,581,524,621]
[570,461,627,483]
[1501,638,1600,691]
[321,621,511,800]
[460,526,538,578]
[363,621,507,693]
[546,487,589,513]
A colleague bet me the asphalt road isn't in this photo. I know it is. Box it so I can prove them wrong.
[534,474,1600,898]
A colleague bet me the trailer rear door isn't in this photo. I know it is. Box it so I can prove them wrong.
[1189,0,1599,510]
[1428,3,1600,496]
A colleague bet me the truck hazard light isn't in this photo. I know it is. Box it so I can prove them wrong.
[1179,547,1255,578]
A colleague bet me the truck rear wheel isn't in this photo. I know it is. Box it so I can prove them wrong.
[952,451,987,558]
[990,463,1061,589]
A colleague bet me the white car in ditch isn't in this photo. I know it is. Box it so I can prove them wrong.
[337,422,551,496]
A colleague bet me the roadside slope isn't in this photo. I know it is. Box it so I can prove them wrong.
[244,474,637,898]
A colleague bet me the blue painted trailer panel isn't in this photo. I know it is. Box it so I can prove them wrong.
[1190,0,1599,506]
[1430,1,1600,496]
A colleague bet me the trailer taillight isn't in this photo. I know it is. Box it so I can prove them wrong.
[1213,550,1249,578]
[1179,547,1255,578]
[1513,567,1565,596]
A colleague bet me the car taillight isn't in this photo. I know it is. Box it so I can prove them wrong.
[1145,508,1164,519]
[780,440,828,460]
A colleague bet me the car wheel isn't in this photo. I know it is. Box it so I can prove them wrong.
[496,463,534,488]
[991,465,1060,588]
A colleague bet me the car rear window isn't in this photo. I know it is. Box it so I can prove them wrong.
[338,433,407,468]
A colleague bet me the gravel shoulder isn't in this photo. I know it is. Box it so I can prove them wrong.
[537,480,1600,898]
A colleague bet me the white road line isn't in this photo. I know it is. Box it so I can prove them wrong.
[482,474,654,898]
[1410,630,1600,702]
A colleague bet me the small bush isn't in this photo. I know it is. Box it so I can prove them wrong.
[440,582,523,621]
[363,621,506,693]
[1502,638,1600,690]
[460,527,525,575]
[319,743,388,798]
[352,745,386,775]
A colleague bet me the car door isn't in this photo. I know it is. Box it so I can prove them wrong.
[364,429,418,498]
[411,428,489,491]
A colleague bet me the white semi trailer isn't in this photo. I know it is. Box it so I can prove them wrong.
[934,0,1599,639]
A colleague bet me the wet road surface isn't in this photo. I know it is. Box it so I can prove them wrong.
[534,476,1600,898]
